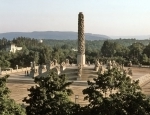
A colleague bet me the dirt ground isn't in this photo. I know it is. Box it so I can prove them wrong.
[6,67,150,105]
[7,83,88,105]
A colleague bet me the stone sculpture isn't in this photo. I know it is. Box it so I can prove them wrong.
[78,12,85,55]
[98,65,105,74]
[128,61,132,67]
[128,68,133,76]
[77,63,82,78]
[112,60,117,68]
[95,59,100,71]
[107,60,112,70]
[65,59,69,65]
[77,12,85,66]
[60,61,66,71]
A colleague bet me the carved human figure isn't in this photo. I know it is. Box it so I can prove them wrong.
[98,66,104,74]
[128,68,133,76]
[128,61,132,67]
[77,12,85,66]
[78,12,85,55]
[60,62,66,71]
[112,60,117,68]
[65,59,69,65]
[78,63,82,77]
[106,60,112,70]
[95,59,100,71]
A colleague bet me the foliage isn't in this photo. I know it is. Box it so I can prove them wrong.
[0,51,11,69]
[1,37,150,69]
[0,75,26,115]
[23,71,78,115]
[82,68,150,115]
[101,40,114,57]
[143,43,150,57]
[128,42,145,64]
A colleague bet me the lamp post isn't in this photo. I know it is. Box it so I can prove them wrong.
[75,95,79,104]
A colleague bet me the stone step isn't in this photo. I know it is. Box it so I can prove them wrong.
[61,67,78,80]
[60,66,97,81]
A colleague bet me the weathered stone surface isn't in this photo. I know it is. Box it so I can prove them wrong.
[60,62,66,71]
[77,12,85,66]
[128,68,133,76]
[128,61,132,67]
[78,12,85,55]
[94,59,100,71]
[77,63,82,79]
[65,59,70,65]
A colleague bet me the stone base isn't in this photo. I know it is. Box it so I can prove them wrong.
[77,54,85,66]
[77,77,81,80]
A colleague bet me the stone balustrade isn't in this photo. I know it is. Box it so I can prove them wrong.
[0,66,39,75]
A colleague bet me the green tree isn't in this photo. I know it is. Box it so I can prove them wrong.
[0,75,26,115]
[23,71,77,115]
[142,54,149,64]
[39,46,52,64]
[101,40,114,57]
[128,42,145,64]
[101,40,125,57]
[82,68,150,115]
[143,43,150,57]
[0,51,11,69]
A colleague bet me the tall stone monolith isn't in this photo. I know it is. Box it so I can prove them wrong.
[77,12,85,66]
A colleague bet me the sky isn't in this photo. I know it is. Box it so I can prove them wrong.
[1,0,150,36]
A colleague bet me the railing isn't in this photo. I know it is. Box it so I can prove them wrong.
[0,66,39,75]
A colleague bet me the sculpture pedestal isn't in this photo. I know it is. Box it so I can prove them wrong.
[77,54,85,66]
[77,75,81,80]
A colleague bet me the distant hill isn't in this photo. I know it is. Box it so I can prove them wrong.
[0,31,111,40]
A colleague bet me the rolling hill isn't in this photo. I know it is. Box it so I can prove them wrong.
[0,31,111,40]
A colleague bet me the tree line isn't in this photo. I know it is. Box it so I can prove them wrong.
[0,37,77,69]
[0,37,150,69]
[44,39,150,65]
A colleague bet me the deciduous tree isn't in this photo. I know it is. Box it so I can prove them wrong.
[23,71,76,115]
[82,68,150,115]
[0,75,26,115]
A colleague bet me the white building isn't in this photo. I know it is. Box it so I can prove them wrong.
[39,39,43,43]
[6,43,22,53]
[71,48,78,51]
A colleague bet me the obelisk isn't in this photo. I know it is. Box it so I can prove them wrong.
[77,12,85,66]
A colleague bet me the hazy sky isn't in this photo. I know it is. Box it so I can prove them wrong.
[1,0,150,36]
